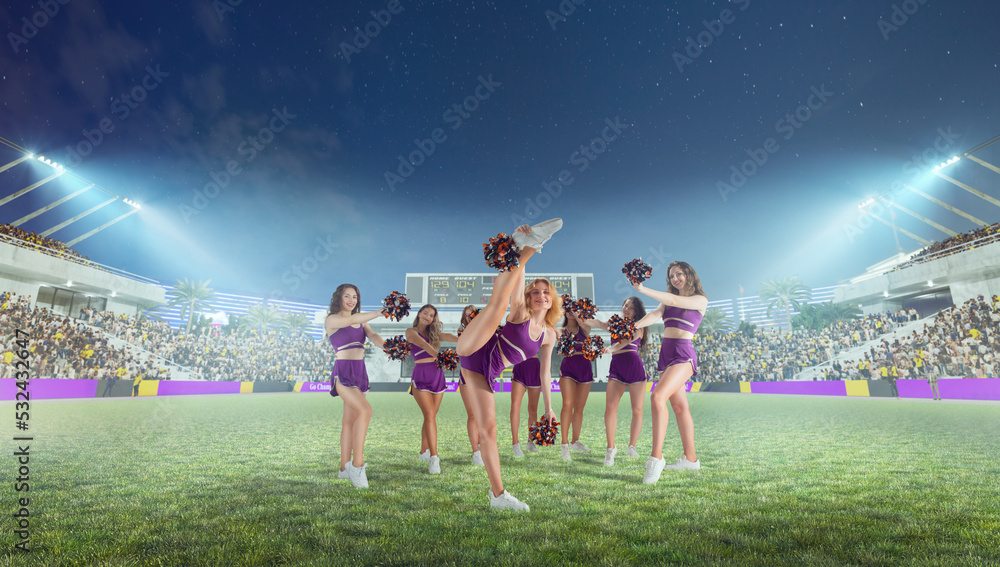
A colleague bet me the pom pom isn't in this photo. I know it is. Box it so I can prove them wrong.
[561,294,576,313]
[607,315,636,343]
[436,348,459,371]
[574,297,598,320]
[529,419,560,447]
[556,330,576,357]
[622,258,653,285]
[383,336,410,361]
[582,335,605,361]
[381,291,411,322]
[483,233,519,272]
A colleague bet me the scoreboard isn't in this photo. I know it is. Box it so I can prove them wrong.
[405,273,594,307]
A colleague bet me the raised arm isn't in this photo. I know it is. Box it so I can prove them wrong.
[325,309,384,336]
[633,283,708,312]
[607,327,644,354]
[440,332,460,343]
[584,317,609,331]
[634,303,665,329]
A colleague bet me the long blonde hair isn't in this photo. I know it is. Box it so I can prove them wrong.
[525,278,563,329]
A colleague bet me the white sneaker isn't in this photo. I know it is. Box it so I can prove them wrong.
[525,441,539,453]
[512,218,562,252]
[643,457,666,484]
[472,450,485,466]
[604,447,618,467]
[419,449,431,462]
[663,456,701,471]
[348,463,369,489]
[429,455,441,475]
[338,466,350,480]
[626,445,639,457]
[512,443,525,458]
[561,444,571,460]
[489,489,529,511]
[570,441,591,452]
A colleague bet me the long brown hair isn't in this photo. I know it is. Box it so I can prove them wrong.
[328,284,360,315]
[667,261,706,297]
[411,304,442,348]
[624,296,649,350]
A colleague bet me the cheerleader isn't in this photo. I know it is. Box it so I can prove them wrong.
[632,261,707,484]
[457,305,484,466]
[509,356,542,457]
[456,220,562,511]
[325,283,386,489]
[585,296,649,466]
[558,308,593,460]
[406,304,459,475]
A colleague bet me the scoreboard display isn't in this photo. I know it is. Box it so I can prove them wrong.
[406,273,593,307]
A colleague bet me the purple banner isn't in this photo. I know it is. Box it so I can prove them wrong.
[157,381,242,396]
[0,378,98,400]
[898,378,1000,400]
[750,381,847,396]
[299,382,332,393]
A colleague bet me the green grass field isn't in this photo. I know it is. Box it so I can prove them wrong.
[2,392,999,566]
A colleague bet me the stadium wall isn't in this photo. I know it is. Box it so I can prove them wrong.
[6,377,998,401]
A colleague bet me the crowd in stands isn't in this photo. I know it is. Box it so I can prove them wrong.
[0,224,91,262]
[834,295,999,381]
[0,292,167,383]
[887,221,1000,273]
[697,309,917,382]
[80,308,333,382]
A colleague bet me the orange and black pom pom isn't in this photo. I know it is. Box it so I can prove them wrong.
[483,233,520,272]
[623,258,653,285]
[383,335,410,361]
[436,348,459,371]
[607,315,636,343]
[382,291,411,322]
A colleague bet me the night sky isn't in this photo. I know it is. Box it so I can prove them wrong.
[2,0,999,307]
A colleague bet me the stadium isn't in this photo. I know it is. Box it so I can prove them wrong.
[3,2,1000,565]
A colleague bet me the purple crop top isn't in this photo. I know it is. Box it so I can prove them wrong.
[499,319,543,365]
[409,331,434,361]
[662,305,703,334]
[328,325,366,352]
[616,337,641,353]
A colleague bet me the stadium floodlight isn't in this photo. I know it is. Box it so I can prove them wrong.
[883,290,889,298]
[123,198,142,209]
[927,280,934,287]
[111,291,117,297]
[932,156,961,172]
[857,198,876,210]
[66,280,73,287]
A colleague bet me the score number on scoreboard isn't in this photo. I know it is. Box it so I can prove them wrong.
[427,275,573,305]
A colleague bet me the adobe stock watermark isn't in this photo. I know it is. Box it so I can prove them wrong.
[179,107,296,223]
[843,127,961,243]
[383,74,500,192]
[62,64,170,167]
[7,0,71,54]
[268,234,341,302]
[878,0,928,41]
[717,83,834,202]
[545,0,586,31]
[672,0,750,73]
[339,0,404,63]
[511,117,629,225]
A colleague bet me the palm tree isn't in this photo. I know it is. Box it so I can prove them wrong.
[281,312,313,339]
[758,276,811,330]
[242,303,283,335]
[820,302,861,325]
[135,300,166,323]
[166,279,216,334]
[698,307,732,334]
